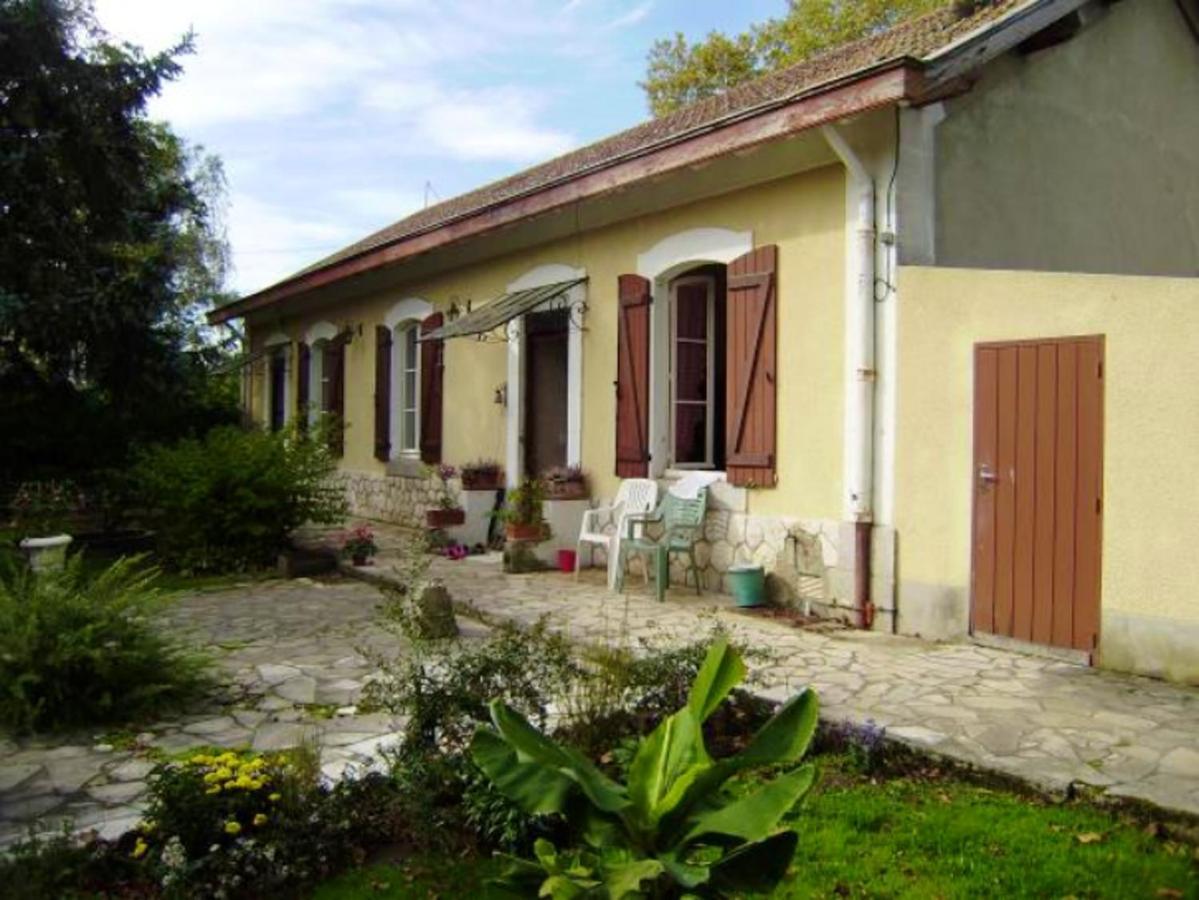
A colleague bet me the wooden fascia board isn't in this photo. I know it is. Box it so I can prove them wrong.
[210,64,920,324]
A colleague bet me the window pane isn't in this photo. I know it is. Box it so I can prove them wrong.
[402,410,417,450]
[675,284,707,339]
[405,326,418,365]
[674,405,707,465]
[675,342,707,402]
[404,370,417,407]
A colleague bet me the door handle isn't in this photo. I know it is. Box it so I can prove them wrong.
[978,465,999,486]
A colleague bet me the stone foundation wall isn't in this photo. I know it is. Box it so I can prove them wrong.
[334,470,896,628]
[334,469,439,530]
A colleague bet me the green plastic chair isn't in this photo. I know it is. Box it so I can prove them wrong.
[615,488,708,602]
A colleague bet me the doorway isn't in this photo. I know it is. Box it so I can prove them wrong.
[971,336,1104,655]
[524,309,570,477]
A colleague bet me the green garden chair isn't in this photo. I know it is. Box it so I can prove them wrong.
[615,488,708,603]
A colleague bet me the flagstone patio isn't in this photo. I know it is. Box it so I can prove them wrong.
[352,526,1199,822]
[0,577,489,848]
[3,540,1198,851]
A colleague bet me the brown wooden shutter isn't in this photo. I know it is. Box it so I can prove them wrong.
[725,245,778,487]
[615,274,651,477]
[325,337,346,457]
[419,312,444,464]
[296,342,310,433]
[374,325,392,462]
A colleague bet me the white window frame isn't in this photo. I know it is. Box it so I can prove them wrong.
[304,321,339,428]
[636,227,752,478]
[668,275,716,469]
[384,297,433,461]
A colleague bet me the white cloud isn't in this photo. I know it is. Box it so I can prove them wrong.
[92,0,658,292]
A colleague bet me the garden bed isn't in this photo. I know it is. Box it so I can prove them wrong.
[313,752,1198,899]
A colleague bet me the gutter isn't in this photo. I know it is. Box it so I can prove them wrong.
[821,125,877,631]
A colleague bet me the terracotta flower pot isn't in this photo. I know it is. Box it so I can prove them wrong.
[461,473,503,491]
[426,508,465,528]
[545,481,588,501]
[505,522,544,542]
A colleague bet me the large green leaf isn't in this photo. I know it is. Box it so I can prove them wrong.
[708,830,799,893]
[490,701,630,815]
[603,858,666,899]
[627,707,703,826]
[657,688,819,841]
[680,764,815,846]
[685,637,745,724]
[471,728,575,816]
[732,688,818,769]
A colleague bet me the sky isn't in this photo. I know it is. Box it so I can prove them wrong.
[92,0,781,296]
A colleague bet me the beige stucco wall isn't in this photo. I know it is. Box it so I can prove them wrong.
[247,164,846,522]
[933,0,1199,278]
[896,265,1199,681]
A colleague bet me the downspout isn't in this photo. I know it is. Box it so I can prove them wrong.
[822,124,877,630]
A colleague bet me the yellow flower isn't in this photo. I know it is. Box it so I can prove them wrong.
[203,771,222,784]
[218,752,238,764]
[131,838,148,859]
[213,767,233,781]
[224,820,241,836]
[268,792,282,803]
[252,813,268,827]
[205,784,221,795]
[248,779,264,791]
[224,781,238,790]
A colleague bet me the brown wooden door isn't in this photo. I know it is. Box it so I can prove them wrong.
[971,336,1103,654]
[524,309,569,477]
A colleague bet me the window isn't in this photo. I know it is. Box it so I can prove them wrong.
[268,347,287,432]
[395,323,420,454]
[668,269,726,469]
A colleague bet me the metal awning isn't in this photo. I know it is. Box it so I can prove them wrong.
[420,277,586,341]
[213,345,270,375]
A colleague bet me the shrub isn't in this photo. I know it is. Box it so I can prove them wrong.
[132,424,346,572]
[8,479,81,539]
[138,747,398,898]
[472,637,819,899]
[0,555,212,732]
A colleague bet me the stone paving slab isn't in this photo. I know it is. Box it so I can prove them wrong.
[385,551,1199,821]
[0,577,452,848]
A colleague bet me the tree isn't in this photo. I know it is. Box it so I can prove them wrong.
[0,0,238,482]
[641,0,945,117]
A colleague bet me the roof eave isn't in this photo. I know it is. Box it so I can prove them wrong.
[209,59,927,326]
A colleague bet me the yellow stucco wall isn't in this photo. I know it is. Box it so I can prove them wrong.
[896,266,1199,626]
[248,164,846,521]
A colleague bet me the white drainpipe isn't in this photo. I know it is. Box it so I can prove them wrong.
[823,124,877,628]
[822,124,876,525]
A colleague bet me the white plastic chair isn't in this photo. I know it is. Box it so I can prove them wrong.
[575,478,659,588]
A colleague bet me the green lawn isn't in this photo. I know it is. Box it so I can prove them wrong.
[313,757,1198,899]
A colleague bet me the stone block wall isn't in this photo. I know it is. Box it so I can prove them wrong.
[334,470,440,530]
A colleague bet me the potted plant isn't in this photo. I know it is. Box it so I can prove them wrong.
[10,480,78,572]
[543,464,589,500]
[340,524,379,566]
[460,459,504,491]
[497,477,550,542]
[425,464,465,528]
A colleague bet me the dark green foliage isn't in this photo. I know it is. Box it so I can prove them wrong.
[131,424,347,572]
[365,617,581,854]
[0,0,239,484]
[0,554,212,732]
[471,638,820,898]
[0,825,146,900]
[641,0,944,116]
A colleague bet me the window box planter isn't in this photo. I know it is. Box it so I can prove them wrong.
[544,481,588,501]
[426,508,465,529]
[504,522,546,543]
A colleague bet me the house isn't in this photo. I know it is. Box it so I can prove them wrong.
[210,0,1199,684]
